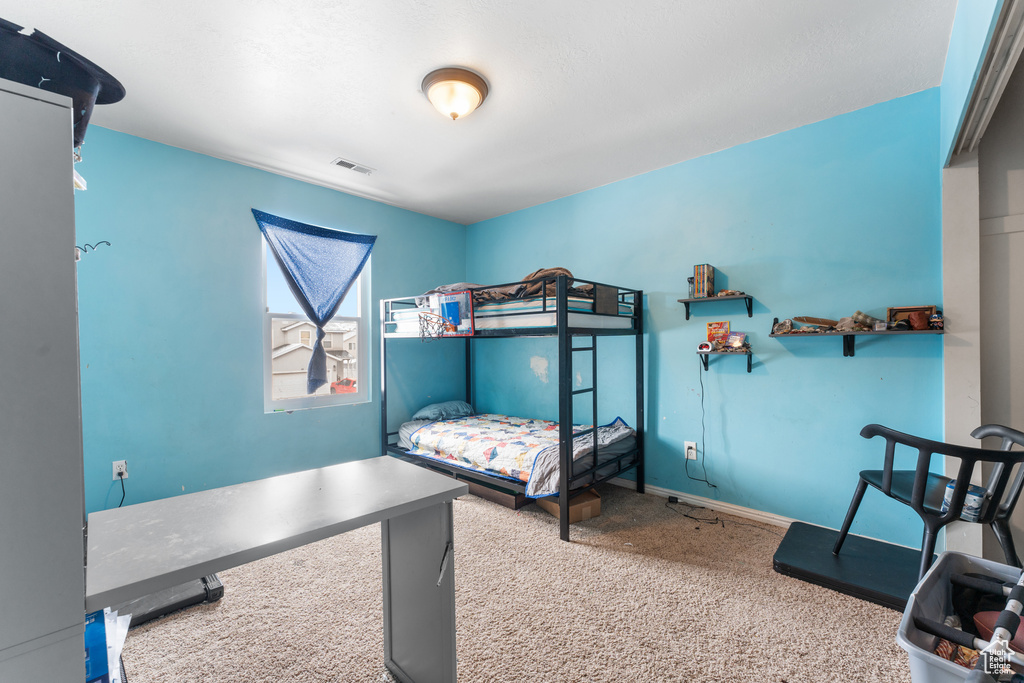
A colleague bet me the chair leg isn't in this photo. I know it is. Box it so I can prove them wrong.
[991,519,1022,568]
[919,527,939,581]
[833,479,868,556]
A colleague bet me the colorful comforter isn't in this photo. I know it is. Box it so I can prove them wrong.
[407,413,635,497]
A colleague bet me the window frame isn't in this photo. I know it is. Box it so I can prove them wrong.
[261,238,371,413]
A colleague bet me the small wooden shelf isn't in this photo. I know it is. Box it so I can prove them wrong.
[678,294,753,320]
[697,350,752,373]
[768,318,943,357]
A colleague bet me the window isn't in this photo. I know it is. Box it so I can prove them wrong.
[263,239,370,412]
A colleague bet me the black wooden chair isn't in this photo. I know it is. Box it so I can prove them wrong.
[832,423,1024,581]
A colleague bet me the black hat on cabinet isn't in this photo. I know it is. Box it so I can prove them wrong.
[0,18,125,147]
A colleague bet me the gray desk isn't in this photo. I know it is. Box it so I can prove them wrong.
[86,457,467,683]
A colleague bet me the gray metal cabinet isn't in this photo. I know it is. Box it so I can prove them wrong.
[0,78,86,680]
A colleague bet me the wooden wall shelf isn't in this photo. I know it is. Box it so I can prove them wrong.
[678,294,753,320]
[768,318,943,357]
[697,350,752,373]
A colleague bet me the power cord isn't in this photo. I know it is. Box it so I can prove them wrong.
[117,471,126,508]
[685,357,716,489]
[664,500,784,537]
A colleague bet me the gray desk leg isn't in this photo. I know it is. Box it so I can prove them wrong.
[382,500,456,683]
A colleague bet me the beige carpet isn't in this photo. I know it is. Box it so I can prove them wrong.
[122,485,913,682]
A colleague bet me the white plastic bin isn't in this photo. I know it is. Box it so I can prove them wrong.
[897,551,1022,683]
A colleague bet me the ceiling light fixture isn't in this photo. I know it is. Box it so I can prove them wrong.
[421,67,488,120]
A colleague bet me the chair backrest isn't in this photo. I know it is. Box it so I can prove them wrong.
[860,424,1024,525]
[972,424,1024,522]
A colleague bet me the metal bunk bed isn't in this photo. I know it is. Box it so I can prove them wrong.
[380,273,645,541]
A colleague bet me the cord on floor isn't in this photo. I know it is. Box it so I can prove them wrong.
[664,499,784,537]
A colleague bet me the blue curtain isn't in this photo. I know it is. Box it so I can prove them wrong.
[252,209,376,394]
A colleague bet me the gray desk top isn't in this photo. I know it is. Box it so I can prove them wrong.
[85,457,467,612]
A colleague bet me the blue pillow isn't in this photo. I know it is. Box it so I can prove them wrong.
[412,400,474,421]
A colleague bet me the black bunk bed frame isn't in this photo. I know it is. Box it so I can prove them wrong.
[380,274,645,541]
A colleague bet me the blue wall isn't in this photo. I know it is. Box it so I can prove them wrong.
[940,0,1003,164]
[75,127,466,513]
[466,90,943,547]
[76,88,949,546]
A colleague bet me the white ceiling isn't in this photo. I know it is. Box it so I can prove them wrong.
[5,1,957,225]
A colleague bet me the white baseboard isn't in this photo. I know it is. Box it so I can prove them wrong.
[609,478,929,550]
[609,477,795,529]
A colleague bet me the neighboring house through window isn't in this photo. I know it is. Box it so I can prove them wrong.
[263,239,370,411]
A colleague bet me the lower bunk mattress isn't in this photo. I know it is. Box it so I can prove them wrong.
[398,413,637,498]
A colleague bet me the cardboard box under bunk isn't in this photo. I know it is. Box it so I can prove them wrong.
[535,489,601,523]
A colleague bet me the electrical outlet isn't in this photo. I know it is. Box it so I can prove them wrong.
[112,460,128,481]
[685,441,697,460]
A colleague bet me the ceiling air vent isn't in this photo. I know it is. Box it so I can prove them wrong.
[331,157,374,175]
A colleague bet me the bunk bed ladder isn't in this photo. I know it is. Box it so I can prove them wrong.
[557,274,603,542]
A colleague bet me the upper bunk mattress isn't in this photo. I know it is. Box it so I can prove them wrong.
[473,297,633,330]
[405,413,635,497]
[386,296,633,335]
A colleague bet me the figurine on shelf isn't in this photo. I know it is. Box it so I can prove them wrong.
[852,310,884,327]
[835,317,857,332]
[929,311,944,330]
[773,318,794,335]
[908,311,931,330]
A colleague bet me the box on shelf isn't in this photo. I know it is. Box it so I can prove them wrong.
[693,264,715,298]
[535,489,601,523]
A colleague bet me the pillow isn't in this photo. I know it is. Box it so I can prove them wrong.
[412,400,474,421]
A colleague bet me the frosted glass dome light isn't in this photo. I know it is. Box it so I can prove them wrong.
[422,67,489,120]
